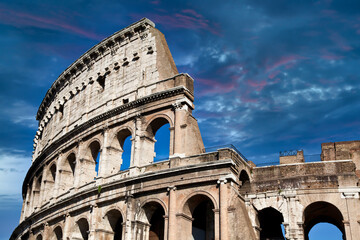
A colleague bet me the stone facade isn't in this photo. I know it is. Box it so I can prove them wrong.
[11,18,360,240]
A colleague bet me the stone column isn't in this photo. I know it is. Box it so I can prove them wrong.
[63,213,71,240]
[124,194,135,240]
[167,186,177,240]
[131,115,142,169]
[73,140,83,188]
[89,204,98,240]
[213,209,220,240]
[172,103,186,157]
[99,126,109,178]
[164,215,169,240]
[218,179,229,240]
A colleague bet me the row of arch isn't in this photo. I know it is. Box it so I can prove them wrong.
[24,116,171,218]
[23,193,217,240]
[258,201,346,240]
[24,199,346,240]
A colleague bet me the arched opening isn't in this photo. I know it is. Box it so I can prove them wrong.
[105,209,124,240]
[138,201,166,240]
[154,123,170,162]
[32,174,42,210]
[145,117,170,163]
[36,234,42,240]
[51,226,63,240]
[50,164,56,181]
[258,207,285,240]
[183,194,215,240]
[45,163,57,200]
[308,222,343,240]
[90,141,101,176]
[72,218,89,240]
[120,135,132,170]
[59,153,76,194]
[304,201,345,240]
[239,170,250,193]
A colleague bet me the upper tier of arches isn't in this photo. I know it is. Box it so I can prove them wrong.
[32,17,180,161]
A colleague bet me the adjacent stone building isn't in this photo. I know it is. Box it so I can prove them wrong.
[11,18,360,240]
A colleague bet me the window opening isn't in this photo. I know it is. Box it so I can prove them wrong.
[120,135,131,171]
[154,123,170,162]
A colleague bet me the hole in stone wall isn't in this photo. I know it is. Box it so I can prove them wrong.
[53,226,63,240]
[154,123,170,162]
[258,207,285,240]
[120,135,132,171]
[123,98,129,104]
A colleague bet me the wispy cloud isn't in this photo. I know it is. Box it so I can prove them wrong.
[0,4,103,41]
[134,9,220,35]
[0,101,37,129]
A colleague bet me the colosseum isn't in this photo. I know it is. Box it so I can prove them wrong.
[10,18,360,240]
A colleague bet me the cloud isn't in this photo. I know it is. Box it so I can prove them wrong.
[134,9,220,35]
[0,101,37,129]
[0,4,103,41]
[0,148,31,196]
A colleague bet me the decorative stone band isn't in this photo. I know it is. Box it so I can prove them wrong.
[23,85,193,197]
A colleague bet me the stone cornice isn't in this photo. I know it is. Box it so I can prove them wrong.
[36,18,154,121]
[23,86,192,197]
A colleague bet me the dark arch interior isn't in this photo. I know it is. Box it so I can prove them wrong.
[89,141,101,176]
[50,164,56,181]
[36,234,42,240]
[147,117,169,136]
[143,202,165,240]
[184,195,215,240]
[258,207,285,240]
[239,170,250,193]
[77,218,89,240]
[53,226,63,240]
[304,201,345,240]
[67,153,76,176]
[106,209,123,240]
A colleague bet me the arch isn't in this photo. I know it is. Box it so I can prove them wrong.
[72,217,90,240]
[51,225,63,240]
[181,193,216,240]
[145,114,174,131]
[303,201,345,240]
[239,169,251,193]
[181,191,218,215]
[31,173,43,210]
[49,162,57,182]
[258,207,285,240]
[36,234,43,240]
[104,209,124,240]
[138,201,166,240]
[79,139,102,184]
[44,161,57,200]
[140,198,168,214]
[109,127,133,172]
[58,152,76,195]
[144,116,172,163]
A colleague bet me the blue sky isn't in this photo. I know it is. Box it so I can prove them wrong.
[0,0,359,239]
